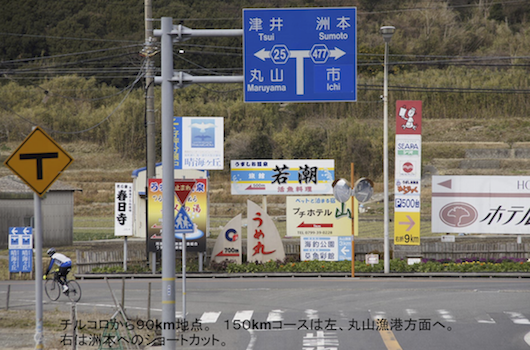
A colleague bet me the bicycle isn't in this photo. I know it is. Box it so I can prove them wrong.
[44,271,82,302]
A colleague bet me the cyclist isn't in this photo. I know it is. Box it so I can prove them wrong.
[44,248,72,293]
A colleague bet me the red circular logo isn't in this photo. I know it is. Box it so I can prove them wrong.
[402,162,414,173]
[439,202,478,227]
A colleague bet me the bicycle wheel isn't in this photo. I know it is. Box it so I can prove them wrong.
[45,279,61,301]
[66,280,82,302]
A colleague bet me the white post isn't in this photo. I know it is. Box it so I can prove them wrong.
[34,193,44,349]
[161,17,176,350]
[380,26,395,274]
[123,236,128,272]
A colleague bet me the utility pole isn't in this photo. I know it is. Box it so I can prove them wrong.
[143,0,158,272]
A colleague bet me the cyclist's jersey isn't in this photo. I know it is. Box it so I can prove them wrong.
[51,253,72,268]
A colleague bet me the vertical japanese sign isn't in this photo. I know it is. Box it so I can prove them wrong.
[243,7,357,102]
[231,159,334,195]
[173,117,224,170]
[9,227,33,273]
[394,100,422,245]
[286,196,352,236]
[114,183,133,236]
[147,178,208,252]
[432,175,530,234]
[247,200,285,263]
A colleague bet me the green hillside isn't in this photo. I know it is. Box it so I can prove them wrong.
[1,0,530,182]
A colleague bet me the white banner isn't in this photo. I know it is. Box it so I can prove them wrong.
[115,183,133,236]
[231,159,334,195]
[432,175,530,234]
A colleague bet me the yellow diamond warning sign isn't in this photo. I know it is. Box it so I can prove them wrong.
[4,127,73,197]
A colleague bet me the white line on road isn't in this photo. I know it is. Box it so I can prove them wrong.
[233,310,254,323]
[200,311,221,324]
[505,311,530,325]
[475,314,496,324]
[437,309,456,323]
[266,309,284,322]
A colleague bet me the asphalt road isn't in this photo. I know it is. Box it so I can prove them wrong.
[1,277,530,349]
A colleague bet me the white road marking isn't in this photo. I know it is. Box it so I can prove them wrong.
[437,309,456,323]
[305,309,319,320]
[200,311,221,324]
[505,311,530,325]
[266,309,284,322]
[233,310,254,323]
[475,314,496,324]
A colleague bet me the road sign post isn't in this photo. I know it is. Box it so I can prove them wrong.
[174,179,196,324]
[243,7,357,103]
[3,127,73,349]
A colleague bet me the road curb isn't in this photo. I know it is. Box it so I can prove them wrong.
[74,272,530,279]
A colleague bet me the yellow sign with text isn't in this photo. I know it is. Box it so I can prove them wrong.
[394,212,420,245]
[287,196,353,236]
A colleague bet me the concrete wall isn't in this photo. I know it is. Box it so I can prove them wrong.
[0,191,74,249]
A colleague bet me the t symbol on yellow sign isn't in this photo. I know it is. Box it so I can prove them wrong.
[4,127,73,196]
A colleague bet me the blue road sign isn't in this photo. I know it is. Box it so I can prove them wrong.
[8,227,33,273]
[243,7,357,103]
[174,206,195,234]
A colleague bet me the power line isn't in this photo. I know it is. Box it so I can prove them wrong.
[0,62,146,134]
[0,44,142,65]
[0,31,139,44]
[361,84,530,94]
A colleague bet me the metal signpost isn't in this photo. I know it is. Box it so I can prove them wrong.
[155,8,357,348]
[243,7,357,103]
[3,126,73,349]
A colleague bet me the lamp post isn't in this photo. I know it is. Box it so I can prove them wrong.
[380,25,395,274]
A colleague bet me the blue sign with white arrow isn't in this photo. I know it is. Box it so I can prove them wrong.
[243,7,357,103]
[8,227,33,273]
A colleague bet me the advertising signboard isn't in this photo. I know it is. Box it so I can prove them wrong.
[432,176,530,234]
[394,101,422,245]
[173,117,224,170]
[231,159,334,195]
[147,178,208,252]
[286,196,352,236]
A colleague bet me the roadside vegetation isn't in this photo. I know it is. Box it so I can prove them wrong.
[87,256,530,274]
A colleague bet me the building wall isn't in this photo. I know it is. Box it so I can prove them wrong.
[0,192,74,249]
[42,191,74,247]
[0,198,34,249]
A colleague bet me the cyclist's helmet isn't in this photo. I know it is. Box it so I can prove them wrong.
[47,248,56,257]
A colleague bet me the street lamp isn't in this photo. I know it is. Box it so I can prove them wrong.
[380,25,395,274]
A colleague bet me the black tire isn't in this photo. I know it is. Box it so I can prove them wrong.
[66,280,82,302]
[45,279,60,301]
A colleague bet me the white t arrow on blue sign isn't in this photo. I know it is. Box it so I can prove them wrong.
[174,206,195,234]
[243,7,357,103]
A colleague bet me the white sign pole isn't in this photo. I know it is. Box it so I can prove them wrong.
[34,193,44,349]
